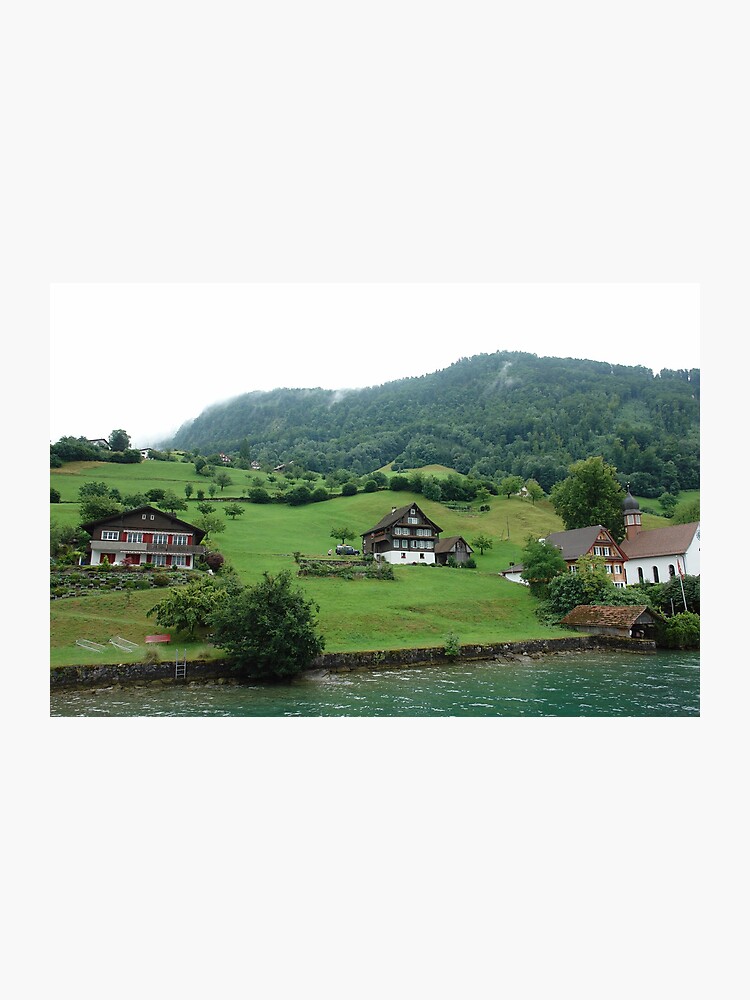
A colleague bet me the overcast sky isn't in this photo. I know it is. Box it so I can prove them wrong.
[50,282,699,448]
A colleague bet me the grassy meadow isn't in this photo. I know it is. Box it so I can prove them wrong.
[50,459,680,668]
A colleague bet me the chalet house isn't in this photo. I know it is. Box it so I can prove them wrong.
[80,505,207,569]
[361,503,442,565]
[545,525,628,588]
[87,438,111,450]
[619,491,700,585]
[434,536,474,566]
[560,604,664,640]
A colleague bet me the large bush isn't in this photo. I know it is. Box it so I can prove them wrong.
[210,571,325,678]
[661,612,700,649]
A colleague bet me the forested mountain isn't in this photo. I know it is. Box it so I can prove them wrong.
[168,351,700,496]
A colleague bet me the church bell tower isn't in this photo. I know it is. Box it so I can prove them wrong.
[622,488,642,542]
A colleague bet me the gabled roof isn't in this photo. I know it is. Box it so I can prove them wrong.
[561,605,664,627]
[620,522,699,560]
[362,503,442,536]
[434,535,473,554]
[80,505,206,542]
[545,525,625,561]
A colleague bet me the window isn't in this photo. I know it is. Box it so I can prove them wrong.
[605,564,612,574]
[152,554,167,566]
[569,565,578,574]
[127,531,144,543]
[173,555,188,567]
[416,527,431,536]
[638,567,644,584]
[407,517,419,524]
[652,566,660,583]
[101,530,119,540]
[153,533,169,544]
[173,534,189,545]
[669,564,676,577]
[393,539,401,548]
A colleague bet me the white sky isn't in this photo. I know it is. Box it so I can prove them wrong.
[50,282,699,448]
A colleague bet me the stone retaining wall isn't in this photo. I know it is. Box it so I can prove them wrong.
[50,635,656,690]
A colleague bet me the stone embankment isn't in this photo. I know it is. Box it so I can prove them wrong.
[50,635,656,691]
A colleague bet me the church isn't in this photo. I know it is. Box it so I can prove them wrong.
[619,491,700,585]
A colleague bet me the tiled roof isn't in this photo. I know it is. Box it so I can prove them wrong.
[620,522,699,559]
[434,536,472,553]
[545,525,607,560]
[362,503,442,536]
[561,605,662,627]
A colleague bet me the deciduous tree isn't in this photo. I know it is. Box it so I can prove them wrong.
[210,571,325,678]
[519,536,567,596]
[550,457,626,541]
[223,503,245,520]
[472,534,493,556]
[147,576,228,639]
[108,429,131,451]
[330,526,356,545]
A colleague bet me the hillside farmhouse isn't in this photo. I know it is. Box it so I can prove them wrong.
[361,503,443,564]
[80,505,206,569]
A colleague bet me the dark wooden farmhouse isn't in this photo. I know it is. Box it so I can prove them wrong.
[80,505,207,569]
[560,605,664,639]
[361,503,442,564]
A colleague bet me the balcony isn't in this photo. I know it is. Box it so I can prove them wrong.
[93,539,206,557]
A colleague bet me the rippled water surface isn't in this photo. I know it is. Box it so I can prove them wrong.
[50,650,699,717]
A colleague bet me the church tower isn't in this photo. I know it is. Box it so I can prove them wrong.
[622,488,642,542]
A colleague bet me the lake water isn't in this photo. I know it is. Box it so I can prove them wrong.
[50,649,699,717]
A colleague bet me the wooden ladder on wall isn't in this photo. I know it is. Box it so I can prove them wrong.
[175,650,187,680]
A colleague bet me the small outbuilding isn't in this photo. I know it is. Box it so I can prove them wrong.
[434,536,474,566]
[560,605,664,640]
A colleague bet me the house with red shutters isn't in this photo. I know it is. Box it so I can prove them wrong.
[361,503,443,564]
[80,505,207,569]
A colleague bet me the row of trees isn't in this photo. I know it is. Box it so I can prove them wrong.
[50,430,141,466]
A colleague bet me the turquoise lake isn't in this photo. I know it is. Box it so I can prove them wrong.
[50,649,699,717]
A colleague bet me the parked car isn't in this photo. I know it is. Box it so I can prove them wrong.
[336,544,360,555]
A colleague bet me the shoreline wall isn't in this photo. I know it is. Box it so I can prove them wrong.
[50,635,656,691]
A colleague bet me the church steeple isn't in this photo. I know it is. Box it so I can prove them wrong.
[622,486,642,541]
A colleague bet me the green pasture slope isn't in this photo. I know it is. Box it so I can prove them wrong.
[49,460,679,669]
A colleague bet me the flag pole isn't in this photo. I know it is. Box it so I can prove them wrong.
[677,558,688,610]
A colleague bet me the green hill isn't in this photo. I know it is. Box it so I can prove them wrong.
[166,350,700,497]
